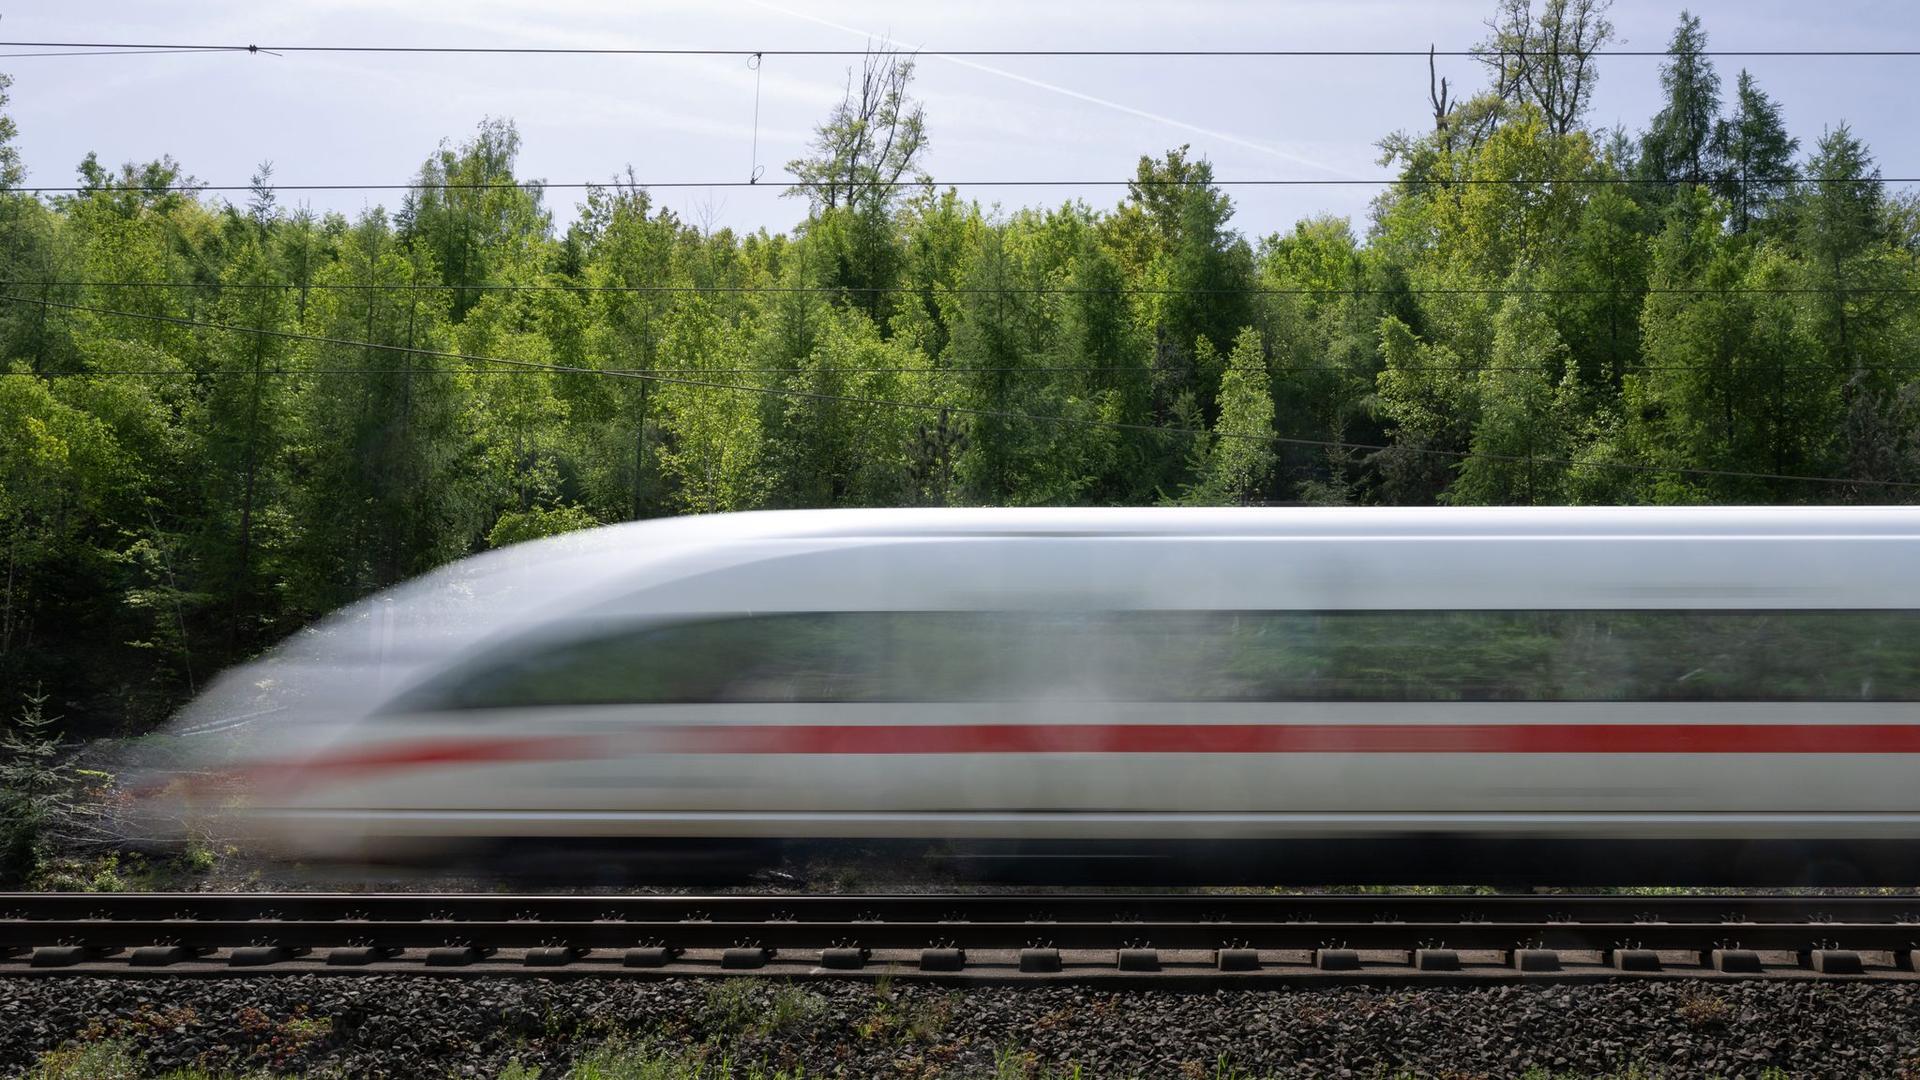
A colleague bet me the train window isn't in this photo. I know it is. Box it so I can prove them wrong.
[392,609,1920,708]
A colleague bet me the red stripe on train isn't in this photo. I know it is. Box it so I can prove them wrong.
[650,723,1920,755]
[238,723,1920,790]
[227,734,603,790]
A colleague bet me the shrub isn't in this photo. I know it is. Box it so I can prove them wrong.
[0,687,73,886]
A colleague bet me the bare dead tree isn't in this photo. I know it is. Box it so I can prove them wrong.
[1430,47,1457,152]
[1475,0,1615,137]
[785,42,929,217]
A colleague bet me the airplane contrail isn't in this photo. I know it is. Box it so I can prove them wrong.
[744,0,1362,180]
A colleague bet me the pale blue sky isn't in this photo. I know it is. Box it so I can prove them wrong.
[2,0,1915,238]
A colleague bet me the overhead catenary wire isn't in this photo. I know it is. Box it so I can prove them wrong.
[0,48,240,58]
[3,40,1918,57]
[5,291,1916,492]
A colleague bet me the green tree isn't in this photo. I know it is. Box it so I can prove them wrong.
[1,688,70,885]
[769,308,924,507]
[400,118,551,320]
[192,238,295,653]
[1373,315,1476,504]
[1116,149,1254,418]
[1195,327,1277,504]
[486,503,599,548]
[0,367,146,727]
[947,229,1032,503]
[1450,285,1582,505]
[786,45,928,323]
[569,179,682,522]
[1061,232,1154,501]
[650,299,771,514]
[1714,70,1799,234]
[0,73,25,190]
[285,212,466,612]
[1474,0,1616,136]
[1633,189,1814,500]
[457,298,573,537]
[1256,217,1395,502]
[1550,182,1651,388]
[1792,126,1914,490]
[1638,12,1722,191]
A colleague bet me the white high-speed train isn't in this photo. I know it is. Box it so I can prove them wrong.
[156,507,1920,884]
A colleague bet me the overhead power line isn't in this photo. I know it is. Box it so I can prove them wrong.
[4,292,1915,492]
[15,176,1912,194]
[2,40,1917,57]
[0,48,230,58]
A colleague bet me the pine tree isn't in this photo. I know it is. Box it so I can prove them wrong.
[1638,12,1723,192]
[1794,126,1909,490]
[0,688,70,885]
[1714,71,1799,234]
[1202,327,1277,504]
[1799,125,1885,274]
[1795,125,1888,386]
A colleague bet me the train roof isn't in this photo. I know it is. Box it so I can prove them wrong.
[568,505,1920,543]
[335,506,1913,635]
[315,506,1920,634]
[165,506,1920,736]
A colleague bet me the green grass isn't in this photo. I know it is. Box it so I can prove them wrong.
[696,979,819,1039]
[24,1038,289,1079]
[23,1040,144,1080]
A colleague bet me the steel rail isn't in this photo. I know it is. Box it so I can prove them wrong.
[3,918,1920,952]
[4,893,1919,980]
[7,892,1920,923]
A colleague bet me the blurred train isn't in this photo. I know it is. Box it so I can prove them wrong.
[149,507,1920,885]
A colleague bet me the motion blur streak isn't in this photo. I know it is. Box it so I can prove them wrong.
[126,507,1920,885]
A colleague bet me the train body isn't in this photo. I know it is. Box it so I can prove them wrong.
[160,507,1920,885]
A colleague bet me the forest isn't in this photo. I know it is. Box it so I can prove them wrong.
[3,2,1919,739]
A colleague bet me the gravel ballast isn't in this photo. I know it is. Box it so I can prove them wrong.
[3,977,1919,1078]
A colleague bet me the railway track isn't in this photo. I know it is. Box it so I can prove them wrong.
[5,893,1920,982]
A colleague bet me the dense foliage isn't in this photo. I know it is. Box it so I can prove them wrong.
[3,5,1919,736]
